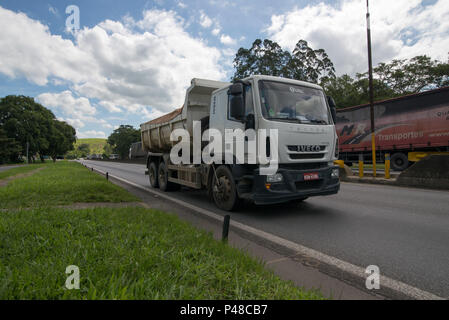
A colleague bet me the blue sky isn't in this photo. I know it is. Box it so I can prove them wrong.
[0,0,447,138]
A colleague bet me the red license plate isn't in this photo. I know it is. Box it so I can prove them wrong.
[304,173,319,181]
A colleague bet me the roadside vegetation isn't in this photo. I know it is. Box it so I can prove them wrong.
[0,161,137,209]
[67,138,109,159]
[0,163,45,180]
[0,161,322,300]
[0,96,76,164]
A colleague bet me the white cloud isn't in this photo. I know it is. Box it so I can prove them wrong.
[77,130,107,139]
[211,28,221,36]
[0,8,94,86]
[60,118,85,129]
[0,7,225,118]
[199,10,213,28]
[36,90,117,133]
[99,101,122,113]
[222,48,235,57]
[266,0,449,76]
[177,1,187,9]
[220,34,236,46]
[37,90,96,119]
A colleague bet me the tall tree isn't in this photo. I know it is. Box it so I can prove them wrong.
[321,55,449,108]
[287,40,335,83]
[233,39,291,80]
[0,96,54,162]
[0,95,76,162]
[44,120,77,162]
[233,39,335,83]
[362,55,449,95]
[0,128,22,164]
[107,125,140,159]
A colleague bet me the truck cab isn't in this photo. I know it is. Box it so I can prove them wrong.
[208,75,340,206]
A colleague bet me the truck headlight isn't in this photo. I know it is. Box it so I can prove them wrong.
[331,168,339,178]
[267,173,283,183]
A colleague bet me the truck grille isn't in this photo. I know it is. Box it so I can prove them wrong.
[288,145,326,152]
[280,163,328,170]
[290,154,325,160]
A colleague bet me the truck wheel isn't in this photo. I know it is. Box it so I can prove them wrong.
[149,162,159,188]
[390,153,409,171]
[158,162,178,191]
[158,162,169,191]
[212,166,241,211]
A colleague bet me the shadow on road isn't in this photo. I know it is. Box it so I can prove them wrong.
[171,186,336,220]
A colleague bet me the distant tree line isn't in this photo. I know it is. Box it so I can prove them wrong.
[233,39,449,108]
[107,125,140,160]
[0,96,76,164]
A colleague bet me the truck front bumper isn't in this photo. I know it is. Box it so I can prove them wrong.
[246,166,340,205]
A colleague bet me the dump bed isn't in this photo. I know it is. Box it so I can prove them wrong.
[141,78,229,153]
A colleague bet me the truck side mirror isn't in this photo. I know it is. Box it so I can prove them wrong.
[230,95,245,120]
[229,83,245,121]
[327,96,337,124]
[229,83,243,95]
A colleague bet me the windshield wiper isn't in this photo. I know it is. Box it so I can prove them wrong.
[269,117,304,123]
[307,119,327,124]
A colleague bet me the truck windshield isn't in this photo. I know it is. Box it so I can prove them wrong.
[259,80,330,125]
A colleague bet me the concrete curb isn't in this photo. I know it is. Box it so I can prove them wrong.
[84,162,445,300]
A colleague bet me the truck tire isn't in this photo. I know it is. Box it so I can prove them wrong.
[148,162,159,188]
[390,153,409,171]
[158,162,178,191]
[212,166,241,211]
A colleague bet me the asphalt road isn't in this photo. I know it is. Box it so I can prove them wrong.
[82,160,449,298]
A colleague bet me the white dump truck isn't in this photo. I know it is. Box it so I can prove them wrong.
[141,75,340,211]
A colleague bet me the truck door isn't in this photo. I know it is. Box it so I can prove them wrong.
[224,84,256,164]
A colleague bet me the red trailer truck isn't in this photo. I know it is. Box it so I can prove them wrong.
[336,86,449,171]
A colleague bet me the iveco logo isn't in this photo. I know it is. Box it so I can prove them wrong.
[298,145,322,152]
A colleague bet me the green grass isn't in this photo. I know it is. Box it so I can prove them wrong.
[0,160,322,300]
[75,138,107,154]
[0,164,45,180]
[0,161,138,208]
[0,207,322,300]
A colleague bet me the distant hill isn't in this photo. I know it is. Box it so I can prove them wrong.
[75,138,107,154]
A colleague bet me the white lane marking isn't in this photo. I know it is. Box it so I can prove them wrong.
[83,161,445,300]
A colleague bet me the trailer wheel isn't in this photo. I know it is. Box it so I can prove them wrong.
[148,162,159,188]
[158,162,178,191]
[212,166,241,211]
[158,162,169,191]
[390,153,409,171]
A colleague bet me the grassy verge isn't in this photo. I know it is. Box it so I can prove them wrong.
[0,164,45,180]
[0,207,322,300]
[0,160,323,300]
[0,161,138,209]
